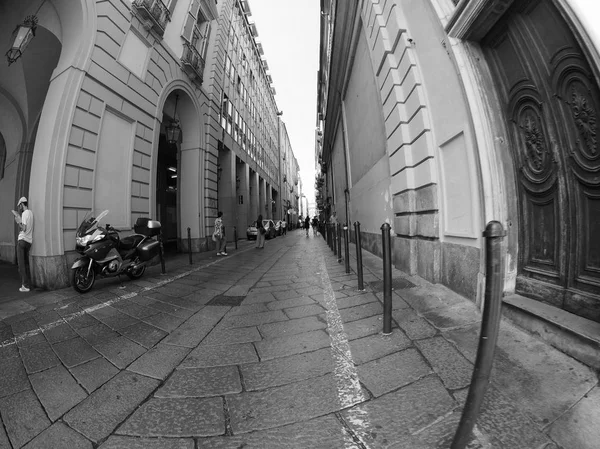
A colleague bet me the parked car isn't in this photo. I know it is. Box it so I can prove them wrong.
[246,221,258,240]
[262,219,277,239]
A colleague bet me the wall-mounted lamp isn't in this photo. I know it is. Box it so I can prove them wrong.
[277,110,283,116]
[6,15,38,66]
[217,164,222,181]
[165,94,180,145]
[236,176,240,190]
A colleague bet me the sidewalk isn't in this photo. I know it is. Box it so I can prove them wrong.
[0,230,597,448]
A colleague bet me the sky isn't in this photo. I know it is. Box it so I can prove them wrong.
[247,0,321,210]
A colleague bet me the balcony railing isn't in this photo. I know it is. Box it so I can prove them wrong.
[132,0,170,36]
[181,42,205,86]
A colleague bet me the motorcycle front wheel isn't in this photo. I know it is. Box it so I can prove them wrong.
[71,265,95,293]
[126,264,146,280]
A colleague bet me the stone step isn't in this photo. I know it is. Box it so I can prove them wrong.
[503,294,600,371]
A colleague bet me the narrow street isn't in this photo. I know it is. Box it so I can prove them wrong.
[0,230,598,448]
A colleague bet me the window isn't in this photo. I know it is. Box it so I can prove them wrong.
[220,93,228,128]
[182,0,211,60]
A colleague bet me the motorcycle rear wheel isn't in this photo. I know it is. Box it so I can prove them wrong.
[71,266,95,293]
[127,264,146,280]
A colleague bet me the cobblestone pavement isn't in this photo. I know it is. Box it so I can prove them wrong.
[0,230,598,448]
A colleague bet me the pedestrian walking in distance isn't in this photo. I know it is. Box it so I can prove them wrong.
[14,197,34,292]
[214,211,227,256]
[256,214,265,249]
[305,216,311,236]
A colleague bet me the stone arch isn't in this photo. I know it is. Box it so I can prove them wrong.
[153,80,207,248]
[21,0,97,288]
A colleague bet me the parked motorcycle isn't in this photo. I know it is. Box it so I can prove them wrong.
[70,210,162,293]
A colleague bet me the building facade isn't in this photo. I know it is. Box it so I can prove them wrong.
[317,0,600,366]
[0,0,298,289]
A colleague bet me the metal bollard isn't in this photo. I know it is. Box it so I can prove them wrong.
[187,227,192,265]
[234,226,238,250]
[337,223,342,263]
[158,231,166,274]
[381,222,392,335]
[354,222,365,291]
[333,225,337,256]
[344,224,350,273]
[451,221,506,449]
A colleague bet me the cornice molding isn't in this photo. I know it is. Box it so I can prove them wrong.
[445,0,515,41]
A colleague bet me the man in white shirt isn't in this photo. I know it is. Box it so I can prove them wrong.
[15,197,34,292]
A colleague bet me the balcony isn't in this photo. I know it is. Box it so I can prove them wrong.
[132,0,170,37]
[181,42,205,86]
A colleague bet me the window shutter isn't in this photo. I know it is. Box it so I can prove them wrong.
[200,22,212,58]
[168,0,178,15]
[182,0,201,42]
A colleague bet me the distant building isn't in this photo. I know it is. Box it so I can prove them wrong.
[317,0,600,367]
[0,0,300,288]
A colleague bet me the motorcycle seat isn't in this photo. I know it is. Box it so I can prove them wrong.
[119,234,144,251]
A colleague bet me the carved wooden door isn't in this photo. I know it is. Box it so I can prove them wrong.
[483,0,600,321]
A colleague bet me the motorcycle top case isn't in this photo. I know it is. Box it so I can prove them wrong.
[138,240,160,262]
[134,217,161,237]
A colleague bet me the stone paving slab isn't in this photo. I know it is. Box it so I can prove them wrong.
[218,310,288,329]
[0,389,50,448]
[156,366,242,398]
[242,292,277,304]
[142,313,187,332]
[339,315,386,341]
[340,376,456,447]
[445,321,598,429]
[422,302,482,330]
[127,344,191,380]
[348,328,412,365]
[469,383,556,448]
[29,364,87,421]
[225,302,269,316]
[43,322,78,343]
[357,348,433,398]
[258,315,326,339]
[338,301,383,323]
[240,347,335,391]
[0,353,29,399]
[180,343,259,368]
[69,357,119,393]
[202,326,262,346]
[64,371,160,443]
[51,336,100,368]
[548,386,600,449]
[392,308,437,340]
[22,422,92,449]
[160,306,229,348]
[335,292,379,310]
[228,373,365,434]
[199,414,358,448]
[93,336,146,369]
[119,322,168,349]
[265,296,315,311]
[415,336,473,390]
[20,340,60,374]
[75,323,121,346]
[117,397,224,437]
[98,436,194,449]
[283,303,326,319]
[254,329,331,361]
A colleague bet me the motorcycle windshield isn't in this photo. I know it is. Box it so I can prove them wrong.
[76,210,109,237]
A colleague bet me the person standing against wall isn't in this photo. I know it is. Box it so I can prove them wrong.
[256,214,265,249]
[14,197,34,292]
[214,211,227,256]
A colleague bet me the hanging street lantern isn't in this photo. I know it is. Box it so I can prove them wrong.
[6,15,38,66]
[165,94,180,144]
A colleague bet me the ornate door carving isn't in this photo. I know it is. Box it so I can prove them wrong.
[483,0,600,321]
